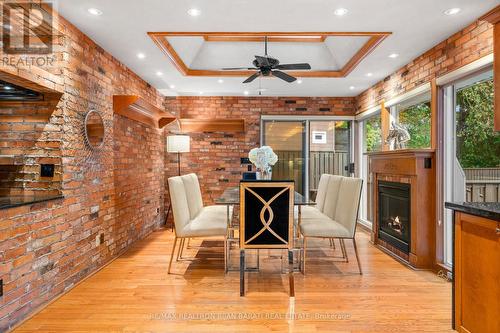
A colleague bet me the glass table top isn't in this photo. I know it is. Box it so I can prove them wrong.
[215,186,315,205]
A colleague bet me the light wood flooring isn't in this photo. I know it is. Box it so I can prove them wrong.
[14,229,453,333]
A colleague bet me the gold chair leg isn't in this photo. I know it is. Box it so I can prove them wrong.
[177,238,185,261]
[340,239,349,263]
[353,238,363,275]
[302,237,307,275]
[168,237,178,274]
[224,236,227,274]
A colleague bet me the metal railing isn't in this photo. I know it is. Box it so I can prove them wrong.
[272,150,350,196]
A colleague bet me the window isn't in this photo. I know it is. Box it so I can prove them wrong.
[393,92,431,149]
[311,131,327,144]
[363,114,382,153]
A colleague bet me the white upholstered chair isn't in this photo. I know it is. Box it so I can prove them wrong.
[299,175,363,274]
[167,173,232,273]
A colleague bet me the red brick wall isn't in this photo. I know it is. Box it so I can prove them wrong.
[356,20,493,112]
[0,12,166,332]
[164,96,355,205]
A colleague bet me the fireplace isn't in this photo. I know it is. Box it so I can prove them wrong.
[378,181,411,254]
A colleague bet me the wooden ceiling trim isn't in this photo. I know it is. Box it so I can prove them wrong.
[148,31,392,78]
[203,36,327,43]
[340,35,389,76]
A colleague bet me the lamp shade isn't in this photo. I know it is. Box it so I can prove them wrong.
[167,135,190,153]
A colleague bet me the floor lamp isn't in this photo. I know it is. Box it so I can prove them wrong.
[166,135,190,230]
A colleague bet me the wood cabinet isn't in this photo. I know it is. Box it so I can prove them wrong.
[454,212,500,333]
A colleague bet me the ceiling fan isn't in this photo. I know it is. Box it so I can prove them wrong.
[222,37,312,83]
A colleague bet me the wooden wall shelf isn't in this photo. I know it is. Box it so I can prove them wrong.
[113,95,176,129]
[179,118,245,132]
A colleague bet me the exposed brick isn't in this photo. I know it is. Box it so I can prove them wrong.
[356,20,493,112]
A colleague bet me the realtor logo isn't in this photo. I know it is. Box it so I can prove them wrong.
[2,1,53,54]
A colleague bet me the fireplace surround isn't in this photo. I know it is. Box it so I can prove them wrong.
[367,149,436,269]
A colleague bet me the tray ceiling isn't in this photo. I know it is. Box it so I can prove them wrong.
[56,0,500,97]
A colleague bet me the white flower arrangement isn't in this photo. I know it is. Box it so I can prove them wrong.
[248,146,278,171]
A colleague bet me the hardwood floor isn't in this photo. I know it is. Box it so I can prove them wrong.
[14,229,453,333]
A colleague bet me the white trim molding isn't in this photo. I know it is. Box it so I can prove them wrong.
[355,105,381,121]
[436,53,493,86]
[261,115,355,121]
[384,83,431,109]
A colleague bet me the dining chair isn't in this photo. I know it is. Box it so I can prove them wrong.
[239,181,295,296]
[167,173,232,273]
[299,176,363,274]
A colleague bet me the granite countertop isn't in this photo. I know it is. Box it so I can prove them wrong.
[445,202,500,222]
[0,195,64,210]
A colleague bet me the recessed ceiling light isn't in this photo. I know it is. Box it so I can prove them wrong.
[217,79,224,84]
[349,86,355,90]
[199,91,204,95]
[187,8,201,17]
[366,72,373,77]
[334,8,348,16]
[388,53,399,58]
[244,91,249,95]
[444,8,461,16]
[297,79,303,84]
[156,71,163,76]
[88,8,103,16]
[137,53,146,59]
[3,85,13,90]
[169,84,175,89]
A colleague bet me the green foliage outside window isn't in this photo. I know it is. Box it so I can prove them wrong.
[456,80,500,168]
[364,116,381,152]
[398,102,431,149]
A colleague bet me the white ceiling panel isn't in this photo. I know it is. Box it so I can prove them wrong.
[55,0,500,97]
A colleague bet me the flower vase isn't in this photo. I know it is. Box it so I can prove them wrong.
[257,168,272,180]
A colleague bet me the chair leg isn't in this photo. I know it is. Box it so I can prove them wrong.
[168,237,178,274]
[177,238,185,261]
[240,249,245,296]
[352,238,363,275]
[288,250,295,297]
[340,239,349,263]
[224,236,227,274]
[186,238,191,249]
[302,237,307,275]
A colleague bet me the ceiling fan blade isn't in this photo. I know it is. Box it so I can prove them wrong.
[255,55,271,67]
[272,70,297,83]
[243,72,261,83]
[275,63,311,70]
[222,67,257,70]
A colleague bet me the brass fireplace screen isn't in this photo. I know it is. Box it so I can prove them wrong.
[239,181,294,249]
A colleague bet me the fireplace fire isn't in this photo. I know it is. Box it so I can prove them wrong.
[378,181,411,254]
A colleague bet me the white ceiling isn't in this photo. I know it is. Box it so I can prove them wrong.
[168,36,369,71]
[55,0,500,97]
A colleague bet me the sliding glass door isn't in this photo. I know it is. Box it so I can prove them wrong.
[443,68,499,266]
[262,117,353,198]
[262,121,307,195]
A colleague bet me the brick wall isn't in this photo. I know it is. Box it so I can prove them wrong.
[164,96,355,205]
[356,20,493,112]
[0,11,166,332]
